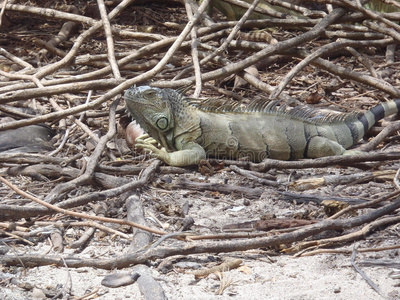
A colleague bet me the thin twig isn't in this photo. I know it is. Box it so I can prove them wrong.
[289,215,400,253]
[300,244,400,256]
[358,120,400,152]
[394,167,400,189]
[0,47,34,69]
[175,0,262,81]
[184,0,202,97]
[0,175,167,236]
[97,0,121,79]
[2,197,400,269]
[33,0,133,79]
[43,98,119,203]
[351,245,384,298]
[0,3,94,25]
[0,0,211,132]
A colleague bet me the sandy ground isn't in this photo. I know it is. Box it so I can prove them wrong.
[1,166,399,299]
[1,249,399,299]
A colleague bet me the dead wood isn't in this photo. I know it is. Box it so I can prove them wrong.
[5,164,131,187]
[223,219,318,231]
[133,265,168,300]
[2,196,400,269]
[189,258,242,279]
[69,227,96,250]
[0,3,94,24]
[174,177,266,198]
[287,215,400,254]
[126,193,153,251]
[328,189,400,219]
[0,160,162,221]
[289,170,396,191]
[0,153,65,165]
[248,152,400,172]
[359,259,400,269]
[350,246,384,298]
[0,78,123,105]
[1,3,400,296]
[229,164,280,187]
[206,152,400,171]
[44,98,120,204]
[0,220,130,240]
[0,229,34,246]
[37,5,80,58]
[97,0,121,80]
[278,191,370,205]
[50,229,64,253]
[299,244,400,257]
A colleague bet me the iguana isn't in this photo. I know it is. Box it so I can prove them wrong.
[124,86,400,166]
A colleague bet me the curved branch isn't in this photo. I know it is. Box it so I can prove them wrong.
[1,197,399,269]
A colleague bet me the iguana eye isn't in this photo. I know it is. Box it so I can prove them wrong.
[156,117,168,130]
[144,90,155,98]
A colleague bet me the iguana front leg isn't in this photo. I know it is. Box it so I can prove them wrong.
[135,133,158,146]
[135,137,206,167]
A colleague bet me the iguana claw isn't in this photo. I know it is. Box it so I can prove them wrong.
[135,135,168,161]
[136,133,158,145]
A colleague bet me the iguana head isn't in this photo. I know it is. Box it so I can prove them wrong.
[124,86,176,147]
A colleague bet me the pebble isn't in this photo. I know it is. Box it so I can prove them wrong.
[333,287,341,293]
[31,288,46,299]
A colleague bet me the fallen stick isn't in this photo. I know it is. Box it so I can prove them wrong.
[2,196,399,269]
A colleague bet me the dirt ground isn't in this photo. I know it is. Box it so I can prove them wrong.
[1,252,399,299]
[1,165,400,299]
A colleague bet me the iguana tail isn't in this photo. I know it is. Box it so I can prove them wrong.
[307,99,400,158]
[356,99,400,139]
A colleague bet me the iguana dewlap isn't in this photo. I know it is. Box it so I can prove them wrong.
[124,86,400,166]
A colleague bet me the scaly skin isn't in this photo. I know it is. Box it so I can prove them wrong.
[124,86,400,166]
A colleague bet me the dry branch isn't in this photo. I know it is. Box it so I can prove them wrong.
[33,0,134,79]
[0,166,166,235]
[1,3,94,24]
[287,215,400,253]
[2,197,400,269]
[1,1,400,284]
[248,152,400,172]
[126,193,153,251]
[155,7,349,88]
[0,160,161,221]
[97,0,121,79]
[174,177,266,198]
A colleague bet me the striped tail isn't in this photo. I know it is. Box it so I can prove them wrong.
[357,99,400,138]
[314,99,400,154]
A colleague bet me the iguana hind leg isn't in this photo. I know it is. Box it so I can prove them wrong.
[306,136,346,158]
